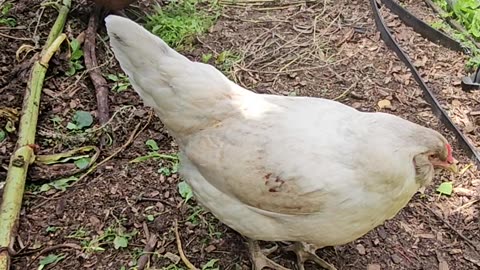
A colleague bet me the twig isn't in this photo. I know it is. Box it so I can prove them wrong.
[137,234,158,270]
[333,82,357,101]
[174,219,198,270]
[84,8,110,145]
[0,32,32,41]
[422,203,480,252]
[25,243,81,269]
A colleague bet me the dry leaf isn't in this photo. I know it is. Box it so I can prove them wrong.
[378,99,392,109]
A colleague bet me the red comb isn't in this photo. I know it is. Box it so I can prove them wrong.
[446,144,454,163]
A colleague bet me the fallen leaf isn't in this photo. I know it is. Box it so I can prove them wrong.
[378,99,392,109]
[437,182,453,196]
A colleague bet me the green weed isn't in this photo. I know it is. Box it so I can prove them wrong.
[0,2,16,27]
[145,0,220,49]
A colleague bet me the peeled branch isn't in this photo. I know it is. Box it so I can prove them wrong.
[0,1,71,269]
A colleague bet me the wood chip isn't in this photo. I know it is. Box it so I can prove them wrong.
[391,254,402,264]
[164,252,181,264]
[367,264,381,270]
[356,244,366,255]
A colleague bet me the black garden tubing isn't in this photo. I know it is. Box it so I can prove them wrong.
[370,0,480,165]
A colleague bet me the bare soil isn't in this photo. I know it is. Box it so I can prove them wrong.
[0,0,479,269]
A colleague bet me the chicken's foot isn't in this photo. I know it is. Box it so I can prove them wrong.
[247,239,290,270]
[284,242,337,270]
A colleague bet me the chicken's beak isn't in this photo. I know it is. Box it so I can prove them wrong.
[432,159,458,173]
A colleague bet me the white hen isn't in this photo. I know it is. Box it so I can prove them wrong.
[105,15,456,270]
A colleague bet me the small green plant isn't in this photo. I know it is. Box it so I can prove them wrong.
[38,253,65,270]
[215,50,241,76]
[431,0,480,68]
[39,176,79,193]
[0,129,5,142]
[107,73,131,92]
[67,227,89,239]
[68,225,136,252]
[46,226,59,233]
[66,110,93,131]
[202,259,219,270]
[0,2,16,27]
[450,0,480,37]
[51,115,62,128]
[145,0,220,49]
[178,181,193,203]
[131,139,179,175]
[201,53,213,63]
[187,205,204,225]
[66,38,84,76]
[430,20,446,30]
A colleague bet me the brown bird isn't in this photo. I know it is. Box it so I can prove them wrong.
[92,0,136,10]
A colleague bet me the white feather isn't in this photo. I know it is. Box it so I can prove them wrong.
[106,15,448,247]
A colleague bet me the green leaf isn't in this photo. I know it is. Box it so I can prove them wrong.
[71,50,83,61]
[178,181,193,203]
[74,157,91,169]
[65,64,76,76]
[73,110,93,129]
[147,214,154,221]
[202,259,219,270]
[0,129,5,142]
[66,122,78,130]
[117,84,129,92]
[46,226,58,233]
[5,120,15,133]
[70,39,80,51]
[50,176,79,191]
[145,139,159,151]
[39,184,51,192]
[201,53,212,63]
[107,74,119,81]
[1,3,12,16]
[158,167,171,176]
[113,235,128,249]
[437,182,453,196]
[38,254,65,270]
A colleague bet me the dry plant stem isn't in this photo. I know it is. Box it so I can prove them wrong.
[174,220,198,270]
[137,234,158,270]
[84,9,110,137]
[0,1,71,268]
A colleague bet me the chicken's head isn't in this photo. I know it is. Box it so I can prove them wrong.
[413,135,456,186]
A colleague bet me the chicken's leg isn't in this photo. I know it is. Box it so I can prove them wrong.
[284,242,337,270]
[247,239,291,270]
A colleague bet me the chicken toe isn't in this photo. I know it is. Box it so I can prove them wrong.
[285,242,337,270]
[247,239,291,270]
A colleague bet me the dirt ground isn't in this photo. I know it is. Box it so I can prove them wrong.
[0,0,479,269]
